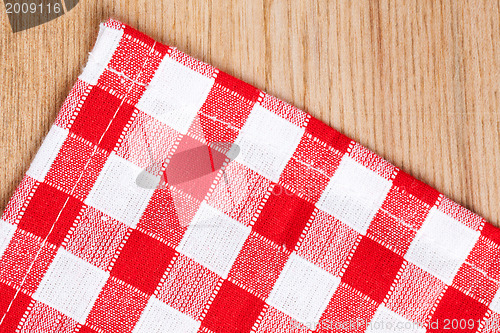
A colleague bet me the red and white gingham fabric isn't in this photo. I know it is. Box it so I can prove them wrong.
[1,19,500,333]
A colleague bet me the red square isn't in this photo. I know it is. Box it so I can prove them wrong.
[293,133,345,177]
[64,206,128,271]
[99,100,135,152]
[318,283,378,333]
[367,210,417,256]
[109,33,150,78]
[305,117,352,154]
[228,232,289,298]
[97,68,130,95]
[122,24,170,62]
[279,158,329,204]
[137,186,200,248]
[108,35,163,84]
[45,134,108,200]
[386,262,445,325]
[341,236,404,303]
[0,230,57,294]
[157,254,219,320]
[278,133,344,203]
[393,170,440,207]
[197,81,256,131]
[380,186,432,231]
[0,282,32,333]
[452,263,498,305]
[206,161,271,227]
[202,280,265,333]
[164,135,227,201]
[253,184,315,251]
[70,87,120,145]
[123,24,158,49]
[97,70,146,106]
[110,229,176,295]
[70,87,135,152]
[18,183,83,246]
[85,277,149,333]
[187,113,240,144]
[297,210,358,277]
[429,287,488,333]
[214,71,261,103]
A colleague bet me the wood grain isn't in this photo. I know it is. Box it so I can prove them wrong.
[1,0,499,226]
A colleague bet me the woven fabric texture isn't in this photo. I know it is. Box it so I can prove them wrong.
[1,19,500,333]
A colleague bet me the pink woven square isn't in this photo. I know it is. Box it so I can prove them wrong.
[0,19,499,332]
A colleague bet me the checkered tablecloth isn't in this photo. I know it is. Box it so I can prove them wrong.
[1,18,500,333]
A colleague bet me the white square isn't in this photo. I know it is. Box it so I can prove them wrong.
[316,156,391,234]
[136,57,214,134]
[234,104,304,182]
[267,253,340,325]
[367,305,425,333]
[178,202,250,278]
[133,297,200,333]
[33,249,109,323]
[405,208,480,284]
[79,24,124,85]
[26,125,68,182]
[0,220,16,259]
[85,153,159,227]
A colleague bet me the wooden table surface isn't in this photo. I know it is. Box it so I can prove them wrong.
[1,1,499,226]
